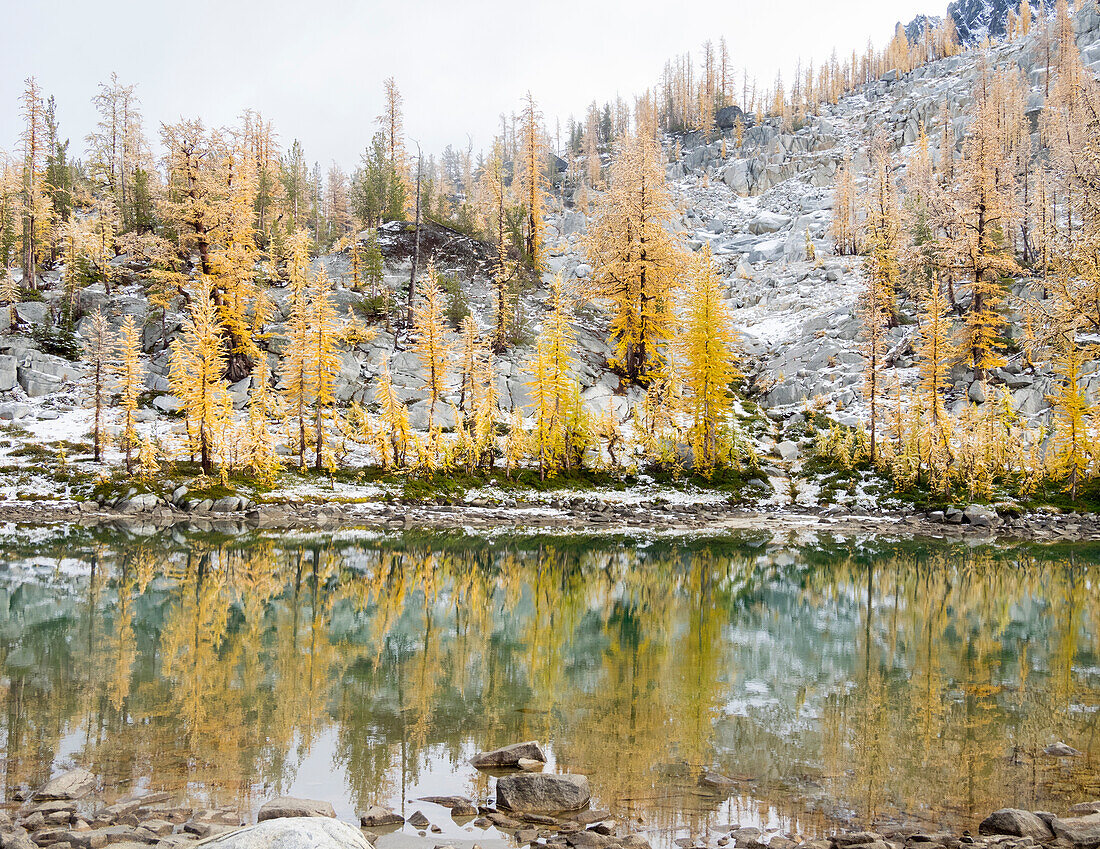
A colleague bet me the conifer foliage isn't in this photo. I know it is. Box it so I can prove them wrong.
[585,131,684,383]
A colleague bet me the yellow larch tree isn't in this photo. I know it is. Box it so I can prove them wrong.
[85,310,112,463]
[916,281,956,448]
[518,93,548,271]
[472,348,499,470]
[528,275,586,478]
[1047,334,1094,499]
[411,264,451,435]
[375,356,411,468]
[860,264,891,466]
[243,353,281,485]
[936,66,1024,379]
[280,230,314,469]
[457,316,479,414]
[114,315,144,474]
[832,155,859,256]
[584,130,685,383]
[306,265,342,471]
[678,246,740,474]
[170,278,233,474]
[479,142,516,350]
[863,139,902,324]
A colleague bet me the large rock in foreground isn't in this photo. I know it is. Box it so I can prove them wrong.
[978,809,1054,840]
[257,797,336,822]
[196,818,372,849]
[471,740,547,769]
[496,773,590,813]
[1052,814,1100,849]
[36,768,96,800]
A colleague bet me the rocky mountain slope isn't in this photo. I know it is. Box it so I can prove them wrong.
[3,2,1100,511]
[907,0,1043,46]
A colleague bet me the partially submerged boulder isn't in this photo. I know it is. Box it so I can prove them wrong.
[358,806,403,828]
[36,768,96,801]
[978,809,1054,840]
[1052,814,1100,849]
[496,773,590,813]
[256,797,336,822]
[195,818,371,849]
[471,741,547,769]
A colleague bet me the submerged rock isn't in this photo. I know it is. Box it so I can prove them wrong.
[257,797,336,822]
[195,817,372,848]
[496,773,590,812]
[978,809,1054,840]
[471,740,547,768]
[36,768,96,801]
[1052,814,1100,849]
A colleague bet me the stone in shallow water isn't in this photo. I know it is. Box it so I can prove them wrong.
[257,798,336,822]
[36,768,97,801]
[496,773,590,813]
[195,817,372,849]
[358,807,403,828]
[471,741,547,768]
[1052,814,1100,849]
[978,809,1053,840]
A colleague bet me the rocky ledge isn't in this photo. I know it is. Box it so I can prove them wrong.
[4,495,1100,543]
[4,761,1100,849]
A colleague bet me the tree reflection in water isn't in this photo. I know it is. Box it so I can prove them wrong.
[0,530,1096,841]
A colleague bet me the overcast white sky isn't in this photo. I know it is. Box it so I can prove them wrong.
[1,0,935,170]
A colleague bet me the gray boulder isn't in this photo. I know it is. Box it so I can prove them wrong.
[36,767,96,801]
[496,773,590,813]
[0,402,31,421]
[195,818,371,849]
[18,369,62,398]
[14,302,48,326]
[153,395,183,413]
[963,504,997,528]
[747,211,789,235]
[471,740,547,769]
[775,441,799,462]
[0,354,15,392]
[1052,814,1100,849]
[978,809,1054,840]
[257,797,336,823]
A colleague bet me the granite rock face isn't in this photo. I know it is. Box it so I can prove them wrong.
[196,818,372,849]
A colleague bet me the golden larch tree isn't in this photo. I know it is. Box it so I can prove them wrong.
[85,310,112,463]
[518,93,548,271]
[113,315,144,474]
[170,278,233,474]
[584,130,685,383]
[678,246,741,474]
[280,230,315,469]
[411,264,451,435]
[1047,334,1094,499]
[306,265,342,471]
[528,275,586,478]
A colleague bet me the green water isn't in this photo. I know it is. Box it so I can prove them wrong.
[0,527,1097,845]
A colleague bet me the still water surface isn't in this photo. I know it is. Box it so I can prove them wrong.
[0,528,1097,845]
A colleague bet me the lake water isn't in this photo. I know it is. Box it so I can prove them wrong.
[0,526,1097,846]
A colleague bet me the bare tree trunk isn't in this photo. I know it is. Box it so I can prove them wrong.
[407,142,422,328]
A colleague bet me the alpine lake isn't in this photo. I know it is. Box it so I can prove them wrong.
[0,525,1097,847]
